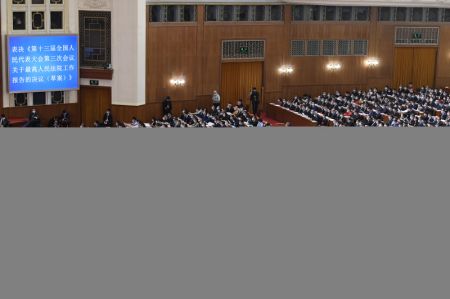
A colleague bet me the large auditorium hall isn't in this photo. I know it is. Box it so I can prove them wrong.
[1,0,450,127]
[2,4,450,299]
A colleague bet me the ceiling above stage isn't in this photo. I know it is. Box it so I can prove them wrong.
[146,0,450,8]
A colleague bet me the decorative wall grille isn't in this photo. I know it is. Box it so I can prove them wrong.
[291,40,306,56]
[222,40,265,60]
[395,27,439,45]
[292,40,368,56]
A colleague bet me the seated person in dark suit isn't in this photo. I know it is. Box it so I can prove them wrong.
[24,109,41,127]
[93,120,103,127]
[225,103,235,114]
[48,116,60,127]
[115,121,126,128]
[103,109,113,127]
[236,99,244,109]
[130,117,144,128]
[0,114,9,127]
[59,110,70,127]
[180,110,189,122]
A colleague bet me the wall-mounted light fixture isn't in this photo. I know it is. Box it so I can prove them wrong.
[365,58,380,68]
[170,77,186,87]
[326,62,342,72]
[278,65,294,75]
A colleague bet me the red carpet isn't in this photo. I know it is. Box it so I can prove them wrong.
[8,118,28,127]
[260,112,285,126]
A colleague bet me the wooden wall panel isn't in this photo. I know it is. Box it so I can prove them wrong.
[221,62,263,108]
[435,26,450,87]
[112,105,150,124]
[202,23,286,95]
[146,4,450,108]
[394,48,415,88]
[80,68,114,80]
[393,47,437,89]
[147,25,198,103]
[412,48,437,88]
[368,25,395,88]
[80,86,112,127]
[146,5,394,109]
[149,13,435,106]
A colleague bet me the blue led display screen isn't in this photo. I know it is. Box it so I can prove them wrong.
[8,35,79,93]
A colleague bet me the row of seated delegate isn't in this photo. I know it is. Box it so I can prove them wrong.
[96,102,272,128]
[275,86,450,127]
[0,109,70,128]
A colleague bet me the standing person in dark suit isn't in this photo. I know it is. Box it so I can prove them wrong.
[24,108,40,127]
[0,114,9,127]
[250,87,260,116]
[162,96,172,116]
[103,109,113,127]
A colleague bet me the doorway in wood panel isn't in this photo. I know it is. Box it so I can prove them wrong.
[394,47,437,89]
[79,86,112,127]
[221,61,263,110]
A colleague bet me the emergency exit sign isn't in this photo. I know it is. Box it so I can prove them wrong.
[412,32,422,39]
[239,46,249,54]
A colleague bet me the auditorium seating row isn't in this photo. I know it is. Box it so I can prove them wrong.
[266,86,450,127]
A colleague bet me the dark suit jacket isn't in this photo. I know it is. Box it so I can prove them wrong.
[103,113,113,126]
[250,91,260,103]
[61,112,70,121]
[162,99,172,114]
[0,117,9,127]
[29,112,39,121]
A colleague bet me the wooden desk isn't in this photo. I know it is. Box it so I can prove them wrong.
[266,103,317,127]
